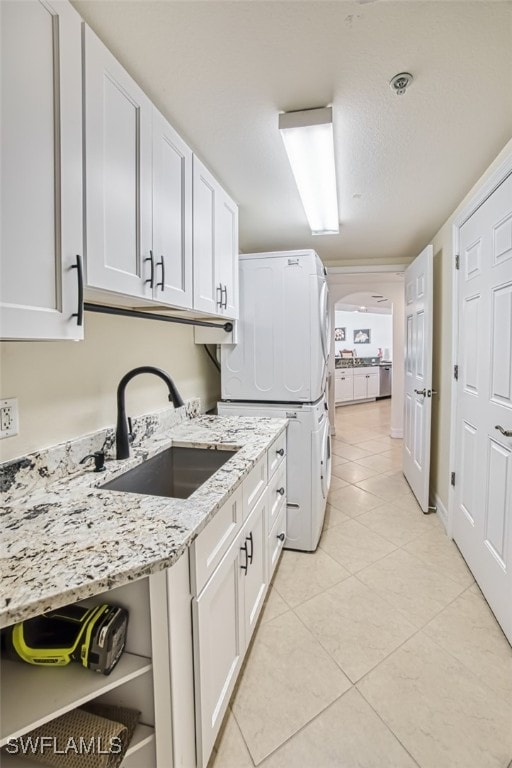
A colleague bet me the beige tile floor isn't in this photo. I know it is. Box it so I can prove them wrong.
[209,400,512,768]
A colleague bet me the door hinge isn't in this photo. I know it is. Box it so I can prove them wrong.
[455,254,460,270]
[451,471,456,487]
[453,364,459,380]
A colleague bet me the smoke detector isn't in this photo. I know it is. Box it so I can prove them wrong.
[389,72,413,95]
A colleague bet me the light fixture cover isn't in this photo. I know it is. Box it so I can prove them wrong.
[279,107,339,235]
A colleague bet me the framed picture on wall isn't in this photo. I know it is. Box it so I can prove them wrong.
[354,329,371,344]
[334,327,346,341]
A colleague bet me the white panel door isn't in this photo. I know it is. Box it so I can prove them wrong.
[0,0,83,340]
[453,173,512,642]
[152,109,193,308]
[403,244,434,512]
[84,26,152,299]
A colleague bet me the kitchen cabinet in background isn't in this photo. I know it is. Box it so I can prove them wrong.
[0,0,84,341]
[335,366,380,404]
[193,157,239,319]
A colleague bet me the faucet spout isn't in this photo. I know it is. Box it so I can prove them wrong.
[116,366,184,460]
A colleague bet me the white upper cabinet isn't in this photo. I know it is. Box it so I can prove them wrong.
[193,157,239,319]
[0,0,84,340]
[84,26,153,301]
[152,109,193,308]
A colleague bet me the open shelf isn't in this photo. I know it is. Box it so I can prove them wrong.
[0,654,152,746]
[1,723,155,767]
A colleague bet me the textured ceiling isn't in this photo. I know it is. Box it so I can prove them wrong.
[73,0,512,266]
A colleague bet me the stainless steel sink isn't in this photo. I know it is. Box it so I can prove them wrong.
[101,446,237,499]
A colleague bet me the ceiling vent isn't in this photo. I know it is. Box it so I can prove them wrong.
[389,72,413,95]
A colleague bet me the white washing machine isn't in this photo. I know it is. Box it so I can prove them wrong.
[218,396,331,552]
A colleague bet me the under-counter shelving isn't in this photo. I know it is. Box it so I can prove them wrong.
[0,654,152,746]
[1,575,163,768]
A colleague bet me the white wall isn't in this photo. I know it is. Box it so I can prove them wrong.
[0,312,220,462]
[334,310,392,359]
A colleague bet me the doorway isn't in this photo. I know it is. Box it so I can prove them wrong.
[327,268,405,440]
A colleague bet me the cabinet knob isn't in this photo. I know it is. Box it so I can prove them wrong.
[276,448,285,457]
[277,533,285,542]
[276,487,285,496]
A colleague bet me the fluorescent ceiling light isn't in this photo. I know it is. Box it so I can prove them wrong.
[279,107,339,236]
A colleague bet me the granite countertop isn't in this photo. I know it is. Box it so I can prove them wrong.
[0,414,287,628]
[334,359,393,369]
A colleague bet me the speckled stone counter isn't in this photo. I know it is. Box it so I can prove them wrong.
[0,410,287,629]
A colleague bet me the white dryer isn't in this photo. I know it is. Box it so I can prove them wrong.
[221,250,329,403]
[217,397,331,552]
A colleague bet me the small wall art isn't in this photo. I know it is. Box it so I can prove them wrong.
[334,327,346,341]
[354,328,371,344]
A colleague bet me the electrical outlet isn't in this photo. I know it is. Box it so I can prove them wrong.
[0,398,19,438]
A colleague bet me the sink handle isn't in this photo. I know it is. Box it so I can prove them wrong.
[80,451,106,473]
[127,417,136,444]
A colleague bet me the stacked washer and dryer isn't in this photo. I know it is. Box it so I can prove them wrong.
[218,249,331,552]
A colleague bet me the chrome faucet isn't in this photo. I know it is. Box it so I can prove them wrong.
[115,366,184,459]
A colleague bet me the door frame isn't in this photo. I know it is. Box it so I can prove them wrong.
[447,152,512,538]
[327,265,407,439]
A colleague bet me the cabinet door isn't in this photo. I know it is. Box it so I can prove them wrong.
[193,543,244,768]
[152,109,193,309]
[1,0,83,340]
[367,372,380,398]
[334,375,344,403]
[216,185,239,319]
[241,492,267,645]
[340,374,355,402]
[193,157,219,315]
[84,26,152,299]
[353,374,367,400]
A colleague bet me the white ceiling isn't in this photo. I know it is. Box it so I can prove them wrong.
[73,0,512,267]
[335,291,392,313]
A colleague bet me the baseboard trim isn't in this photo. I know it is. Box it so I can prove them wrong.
[390,428,403,439]
[434,493,449,532]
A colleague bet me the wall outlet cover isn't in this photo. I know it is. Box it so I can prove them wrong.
[0,398,19,438]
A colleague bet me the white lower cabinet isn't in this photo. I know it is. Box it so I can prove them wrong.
[336,367,380,403]
[191,441,286,768]
[335,369,354,403]
[192,531,245,768]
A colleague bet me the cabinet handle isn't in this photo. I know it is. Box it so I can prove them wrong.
[414,388,427,397]
[144,250,155,289]
[427,389,438,397]
[277,533,285,542]
[240,542,248,574]
[156,256,165,291]
[495,425,512,437]
[246,532,254,564]
[222,284,228,309]
[71,254,83,327]
[216,283,223,308]
[276,448,285,457]
[276,487,285,496]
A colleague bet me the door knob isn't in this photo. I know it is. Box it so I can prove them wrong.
[495,425,512,437]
